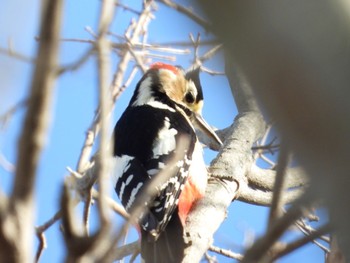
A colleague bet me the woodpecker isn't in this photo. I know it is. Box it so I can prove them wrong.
[112,62,222,263]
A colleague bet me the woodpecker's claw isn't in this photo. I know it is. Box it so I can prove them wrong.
[191,113,223,146]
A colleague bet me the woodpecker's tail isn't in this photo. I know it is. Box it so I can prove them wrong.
[141,210,186,263]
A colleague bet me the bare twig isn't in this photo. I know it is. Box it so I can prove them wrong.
[200,66,225,76]
[35,232,46,263]
[35,210,61,260]
[58,46,95,75]
[0,46,34,63]
[296,218,330,243]
[0,99,27,129]
[141,51,176,61]
[76,1,154,174]
[295,220,330,253]
[204,252,218,263]
[61,182,96,260]
[82,190,92,235]
[91,189,129,220]
[242,198,311,262]
[131,43,190,54]
[253,124,273,159]
[150,39,218,47]
[59,38,95,44]
[60,37,193,55]
[115,2,141,15]
[113,241,140,261]
[112,66,139,102]
[125,37,147,73]
[260,154,276,167]
[157,0,211,30]
[36,210,62,233]
[190,33,201,65]
[271,224,331,261]
[252,138,280,154]
[85,26,98,38]
[209,245,243,261]
[0,153,15,173]
[267,143,290,228]
[199,44,223,62]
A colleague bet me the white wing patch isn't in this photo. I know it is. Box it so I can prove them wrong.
[118,174,134,201]
[110,155,134,189]
[152,118,178,157]
[147,169,159,176]
[126,182,144,210]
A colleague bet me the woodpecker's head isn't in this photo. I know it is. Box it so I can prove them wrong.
[130,62,222,145]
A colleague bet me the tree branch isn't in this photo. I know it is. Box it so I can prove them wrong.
[268,143,290,227]
[0,46,34,63]
[271,223,331,261]
[208,245,243,261]
[157,0,211,30]
[199,1,350,258]
[0,1,62,262]
[247,165,308,191]
[238,183,304,206]
[242,198,312,262]
[183,55,266,261]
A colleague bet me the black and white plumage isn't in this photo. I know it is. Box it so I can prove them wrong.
[112,63,221,263]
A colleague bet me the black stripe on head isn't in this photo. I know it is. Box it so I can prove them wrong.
[185,66,203,103]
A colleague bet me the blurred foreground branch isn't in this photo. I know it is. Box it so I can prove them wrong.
[200,0,349,260]
[0,0,62,262]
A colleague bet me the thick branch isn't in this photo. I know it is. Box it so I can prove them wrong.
[184,112,265,262]
[238,183,304,206]
[63,1,115,261]
[0,1,62,262]
[247,165,308,191]
[183,49,266,260]
[183,178,239,262]
[225,54,260,113]
[95,0,114,229]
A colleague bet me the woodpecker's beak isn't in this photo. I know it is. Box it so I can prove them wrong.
[191,113,223,146]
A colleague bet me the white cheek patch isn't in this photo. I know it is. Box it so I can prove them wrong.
[132,76,153,106]
[147,101,175,112]
[152,118,178,157]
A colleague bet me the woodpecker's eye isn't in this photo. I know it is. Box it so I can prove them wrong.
[185,92,195,104]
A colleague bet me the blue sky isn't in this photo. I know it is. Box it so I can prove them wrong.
[0,1,326,262]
